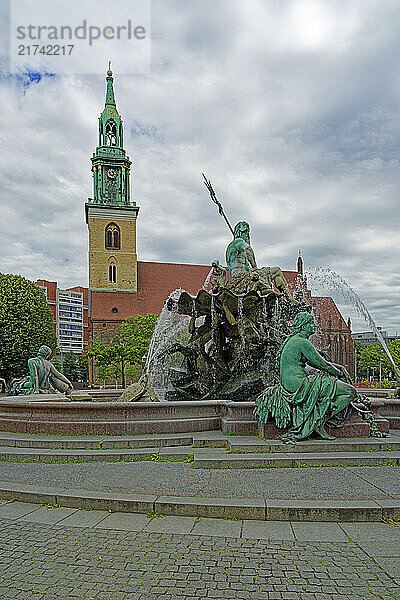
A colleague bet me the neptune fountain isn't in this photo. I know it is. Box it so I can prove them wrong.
[145,176,383,441]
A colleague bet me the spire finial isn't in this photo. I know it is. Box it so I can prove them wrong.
[107,61,112,77]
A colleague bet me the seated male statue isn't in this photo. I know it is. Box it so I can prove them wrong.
[254,312,365,443]
[225,221,292,297]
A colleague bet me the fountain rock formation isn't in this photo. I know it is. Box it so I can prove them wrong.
[159,220,310,402]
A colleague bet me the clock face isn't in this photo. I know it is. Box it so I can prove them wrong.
[107,169,117,179]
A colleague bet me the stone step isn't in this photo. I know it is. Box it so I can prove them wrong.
[0,481,398,521]
[228,433,400,454]
[192,430,227,448]
[0,444,219,463]
[0,446,161,463]
[158,446,215,459]
[193,450,400,469]
[0,431,193,450]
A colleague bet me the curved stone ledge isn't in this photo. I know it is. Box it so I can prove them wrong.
[0,481,397,521]
[0,396,392,436]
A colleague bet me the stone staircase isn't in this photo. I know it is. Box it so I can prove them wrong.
[0,429,400,467]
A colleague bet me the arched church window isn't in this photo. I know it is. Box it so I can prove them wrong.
[333,336,338,363]
[105,121,117,146]
[105,223,120,250]
[108,263,117,284]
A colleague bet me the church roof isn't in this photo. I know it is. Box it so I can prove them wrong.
[90,260,322,322]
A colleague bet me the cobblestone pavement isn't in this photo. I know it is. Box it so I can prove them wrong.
[0,517,399,600]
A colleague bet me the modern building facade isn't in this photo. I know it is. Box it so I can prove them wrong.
[35,280,89,354]
[352,329,400,346]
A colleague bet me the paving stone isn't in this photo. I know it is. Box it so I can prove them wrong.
[241,520,294,540]
[54,509,109,528]
[340,521,400,541]
[143,515,197,534]
[95,511,151,530]
[190,517,242,537]
[16,506,77,524]
[0,501,41,519]
[353,540,400,557]
[291,522,348,541]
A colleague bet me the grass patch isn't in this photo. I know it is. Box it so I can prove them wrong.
[0,498,15,505]
[382,517,400,526]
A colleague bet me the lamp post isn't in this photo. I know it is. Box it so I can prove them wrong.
[379,359,382,389]
[354,347,357,382]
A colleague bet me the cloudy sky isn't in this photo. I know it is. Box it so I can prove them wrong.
[0,0,399,334]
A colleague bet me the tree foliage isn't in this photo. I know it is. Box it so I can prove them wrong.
[61,351,89,382]
[88,314,157,385]
[355,340,400,378]
[0,274,56,381]
[119,314,157,365]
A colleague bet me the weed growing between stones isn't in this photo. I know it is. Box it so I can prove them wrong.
[382,517,400,526]
[146,510,164,518]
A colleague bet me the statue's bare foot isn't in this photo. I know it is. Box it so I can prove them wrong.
[315,425,336,440]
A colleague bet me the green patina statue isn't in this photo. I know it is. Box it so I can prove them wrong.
[226,221,257,275]
[225,221,293,298]
[9,345,73,396]
[254,312,360,443]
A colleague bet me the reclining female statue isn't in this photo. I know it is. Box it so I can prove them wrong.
[254,312,362,443]
[9,345,73,396]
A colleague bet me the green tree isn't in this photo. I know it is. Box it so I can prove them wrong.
[356,340,400,380]
[88,314,156,387]
[62,352,78,381]
[120,314,157,366]
[76,352,89,383]
[0,274,56,381]
[52,358,64,374]
[88,341,124,386]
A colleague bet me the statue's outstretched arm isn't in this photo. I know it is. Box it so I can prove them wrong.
[301,339,343,378]
[49,363,72,385]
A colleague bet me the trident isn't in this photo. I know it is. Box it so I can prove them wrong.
[202,173,234,236]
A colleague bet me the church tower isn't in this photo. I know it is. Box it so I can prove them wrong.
[86,65,139,293]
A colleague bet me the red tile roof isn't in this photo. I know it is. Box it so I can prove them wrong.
[90,260,308,321]
[90,261,211,321]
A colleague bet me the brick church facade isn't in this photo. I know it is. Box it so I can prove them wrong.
[87,69,355,385]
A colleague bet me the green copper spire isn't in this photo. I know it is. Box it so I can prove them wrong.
[87,65,135,208]
[105,62,116,107]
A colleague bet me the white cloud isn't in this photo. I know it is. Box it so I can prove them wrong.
[0,0,399,334]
